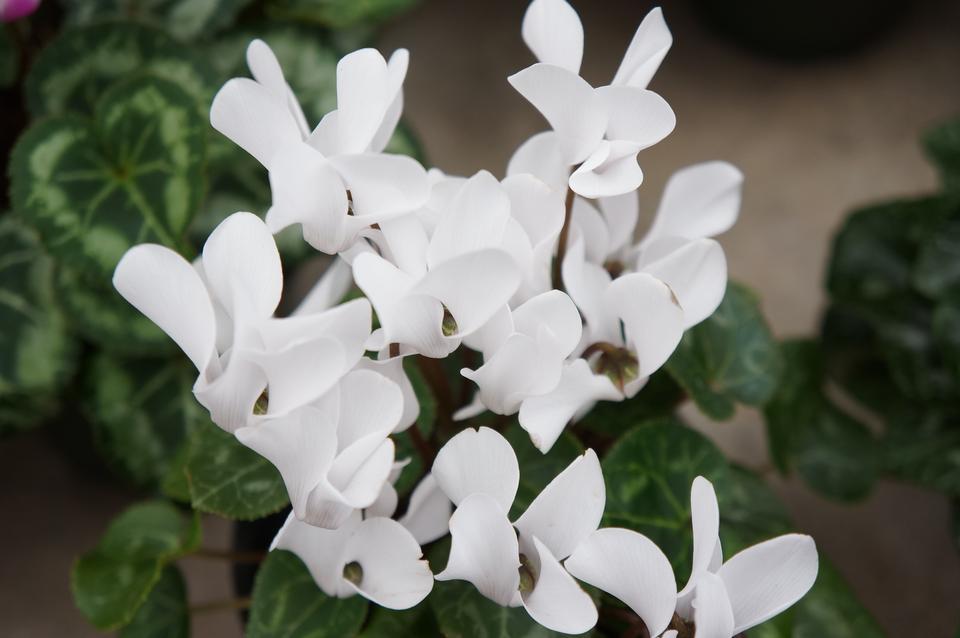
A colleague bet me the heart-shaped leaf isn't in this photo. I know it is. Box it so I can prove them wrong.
[264,0,419,29]
[12,75,206,279]
[118,565,188,638]
[62,0,254,42]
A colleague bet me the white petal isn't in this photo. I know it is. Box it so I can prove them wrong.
[246,39,309,136]
[399,473,453,545]
[560,239,619,344]
[718,534,819,633]
[329,153,430,216]
[677,476,721,614]
[246,336,346,416]
[259,297,371,364]
[266,142,353,254]
[661,632,679,638]
[462,331,560,415]
[336,368,404,448]
[336,48,391,154]
[435,492,520,606]
[452,394,487,421]
[235,407,337,518]
[502,173,566,254]
[604,272,684,377]
[368,48,409,153]
[565,528,677,636]
[521,0,584,74]
[506,131,570,193]
[292,257,354,316]
[571,197,611,263]
[113,245,217,375]
[461,304,514,357]
[692,572,735,638]
[307,437,395,528]
[520,537,597,634]
[639,238,727,328]
[201,212,282,326]
[210,78,302,169]
[514,449,604,559]
[508,63,606,165]
[519,359,622,453]
[366,481,399,519]
[414,249,521,338]
[354,356,419,432]
[611,7,672,89]
[432,426,519,511]
[427,170,511,268]
[341,517,433,609]
[598,192,639,255]
[271,510,361,598]
[193,354,267,433]
[377,214,430,278]
[569,140,644,199]
[512,290,582,357]
[643,161,743,246]
[598,86,675,148]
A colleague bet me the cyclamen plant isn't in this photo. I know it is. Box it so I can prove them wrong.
[108,0,818,635]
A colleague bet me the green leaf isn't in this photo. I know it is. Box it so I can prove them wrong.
[914,209,960,299]
[62,0,254,41]
[247,550,368,638]
[764,340,879,501]
[881,409,960,496]
[504,424,583,519]
[25,21,217,118]
[665,282,782,420]
[0,27,17,87]
[360,605,438,637]
[186,421,289,520]
[264,0,419,29]
[600,418,730,576]
[924,117,960,192]
[11,75,206,278]
[0,217,77,432]
[84,355,204,489]
[119,565,189,638]
[576,370,684,439]
[717,465,792,554]
[431,580,579,638]
[54,263,171,353]
[72,501,200,630]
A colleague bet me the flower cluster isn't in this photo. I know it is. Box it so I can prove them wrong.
[112,0,817,635]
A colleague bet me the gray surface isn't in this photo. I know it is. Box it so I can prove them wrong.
[3,0,959,635]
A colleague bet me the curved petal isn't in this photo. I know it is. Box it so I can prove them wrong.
[336,368,404,447]
[245,336,346,416]
[718,534,819,633]
[210,77,302,169]
[235,407,337,519]
[266,142,351,254]
[565,528,677,637]
[246,39,309,136]
[399,473,453,545]
[427,170,511,268]
[598,86,675,149]
[329,153,430,216]
[354,355,419,432]
[366,481,399,519]
[502,173,566,254]
[462,331,561,415]
[292,257,354,316]
[259,297,371,366]
[307,437,395,529]
[521,537,597,634]
[677,476,721,614]
[508,63,606,165]
[377,214,430,278]
[560,239,618,344]
[511,290,582,356]
[569,140,644,199]
[461,304,514,357]
[571,196,611,264]
[514,449,604,559]
[604,272,684,378]
[435,492,520,606]
[638,238,727,328]
[506,131,569,193]
[598,192,639,255]
[193,354,267,433]
[336,48,391,154]
[521,0,584,74]
[611,6,672,89]
[692,572,735,638]
[270,510,361,598]
[113,244,217,375]
[432,426,519,511]
[368,48,410,153]
[519,359,622,453]
[643,161,743,246]
[414,249,521,338]
[341,518,433,610]
[202,212,282,326]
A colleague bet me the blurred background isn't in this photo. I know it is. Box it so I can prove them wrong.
[2,0,959,635]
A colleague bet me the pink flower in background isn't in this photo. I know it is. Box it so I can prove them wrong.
[0,0,40,22]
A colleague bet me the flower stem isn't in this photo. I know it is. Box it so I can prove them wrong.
[190,548,266,563]
[415,355,455,434]
[189,597,252,614]
[552,186,576,290]
[407,419,435,468]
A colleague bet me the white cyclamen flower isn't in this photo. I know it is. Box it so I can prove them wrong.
[432,427,605,634]
[235,368,402,529]
[271,509,433,610]
[113,212,370,433]
[676,476,819,637]
[508,0,675,198]
[366,471,453,546]
[210,40,429,254]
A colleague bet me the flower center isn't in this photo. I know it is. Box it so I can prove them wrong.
[517,553,535,593]
[603,259,625,279]
[441,307,458,336]
[253,389,269,415]
[342,561,363,586]
[584,342,639,391]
